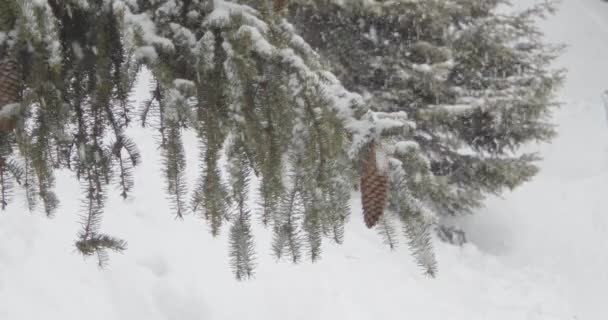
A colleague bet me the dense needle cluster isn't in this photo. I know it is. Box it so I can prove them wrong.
[0,0,561,278]
[290,0,563,255]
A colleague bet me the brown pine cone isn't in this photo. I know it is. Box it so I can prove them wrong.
[360,141,388,228]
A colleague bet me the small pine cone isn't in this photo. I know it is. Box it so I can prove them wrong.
[0,57,20,131]
[360,141,388,228]
[273,0,288,14]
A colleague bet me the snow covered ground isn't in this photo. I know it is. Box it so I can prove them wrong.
[1,0,607,319]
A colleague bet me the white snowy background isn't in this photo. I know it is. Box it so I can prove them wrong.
[1,0,606,319]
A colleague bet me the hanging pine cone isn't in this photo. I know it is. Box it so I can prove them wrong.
[0,57,20,132]
[360,141,388,228]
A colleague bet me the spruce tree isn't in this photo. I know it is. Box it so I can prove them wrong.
[289,0,563,252]
[0,0,562,279]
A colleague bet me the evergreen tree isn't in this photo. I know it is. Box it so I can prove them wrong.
[289,0,563,252]
[0,0,561,279]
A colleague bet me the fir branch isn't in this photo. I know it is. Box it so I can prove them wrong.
[273,167,303,263]
[301,187,322,262]
[389,173,438,277]
[75,158,125,267]
[162,120,187,219]
[192,140,229,235]
[111,136,140,199]
[140,82,161,128]
[30,104,59,217]
[229,206,256,280]
[75,233,127,268]
[400,209,437,277]
[22,157,37,211]
[191,44,231,233]
[227,142,256,280]
[0,156,13,210]
[376,214,399,250]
